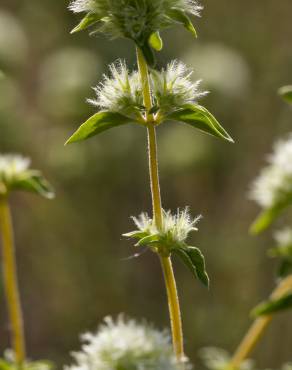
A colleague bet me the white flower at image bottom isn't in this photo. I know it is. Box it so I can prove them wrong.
[65,316,190,370]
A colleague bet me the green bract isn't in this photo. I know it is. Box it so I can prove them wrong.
[0,350,53,370]
[251,292,292,318]
[0,155,54,199]
[269,229,292,278]
[278,85,292,105]
[65,60,233,145]
[123,208,209,287]
[69,0,202,65]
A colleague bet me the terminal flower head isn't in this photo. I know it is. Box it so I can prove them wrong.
[69,0,202,65]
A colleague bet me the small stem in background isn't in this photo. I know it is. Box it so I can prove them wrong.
[136,47,185,361]
[229,275,292,369]
[0,196,26,365]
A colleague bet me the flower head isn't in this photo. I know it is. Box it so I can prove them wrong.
[69,0,202,46]
[130,208,201,247]
[269,228,292,263]
[88,60,206,121]
[249,134,292,209]
[199,347,255,370]
[274,228,292,248]
[0,154,54,199]
[124,208,209,287]
[88,60,143,119]
[65,315,189,370]
[151,60,208,115]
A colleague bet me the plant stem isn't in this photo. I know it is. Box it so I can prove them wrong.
[0,196,26,365]
[229,275,292,369]
[136,47,185,361]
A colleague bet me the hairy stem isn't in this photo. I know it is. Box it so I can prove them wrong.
[0,196,26,365]
[136,47,185,361]
[229,275,292,369]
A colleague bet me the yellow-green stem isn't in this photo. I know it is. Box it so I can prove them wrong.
[229,275,292,369]
[136,47,185,361]
[0,196,26,365]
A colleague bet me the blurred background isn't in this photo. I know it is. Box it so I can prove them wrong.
[0,0,292,368]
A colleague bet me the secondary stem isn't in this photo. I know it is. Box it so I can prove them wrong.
[136,47,185,361]
[0,196,26,365]
[229,275,292,369]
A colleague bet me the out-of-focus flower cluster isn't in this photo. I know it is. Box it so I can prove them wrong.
[0,154,54,199]
[65,316,190,370]
[0,350,53,370]
[250,134,292,210]
[199,347,255,370]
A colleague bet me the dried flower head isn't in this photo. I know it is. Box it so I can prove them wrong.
[64,316,188,370]
[0,154,54,199]
[151,60,208,115]
[69,0,202,49]
[250,134,292,209]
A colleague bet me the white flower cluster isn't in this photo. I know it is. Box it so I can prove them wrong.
[88,60,143,119]
[69,0,202,41]
[199,347,254,370]
[151,61,207,114]
[132,208,201,244]
[0,154,30,192]
[274,228,292,247]
[89,60,205,120]
[65,316,185,370]
[250,134,292,209]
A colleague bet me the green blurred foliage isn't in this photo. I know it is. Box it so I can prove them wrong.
[0,0,292,368]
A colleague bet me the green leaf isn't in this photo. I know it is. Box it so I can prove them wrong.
[277,259,292,279]
[250,197,292,234]
[168,104,234,143]
[278,85,292,104]
[13,171,55,199]
[122,231,148,239]
[173,246,209,287]
[65,111,133,145]
[135,234,160,247]
[168,9,198,37]
[251,292,292,317]
[148,31,163,51]
[71,13,101,34]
